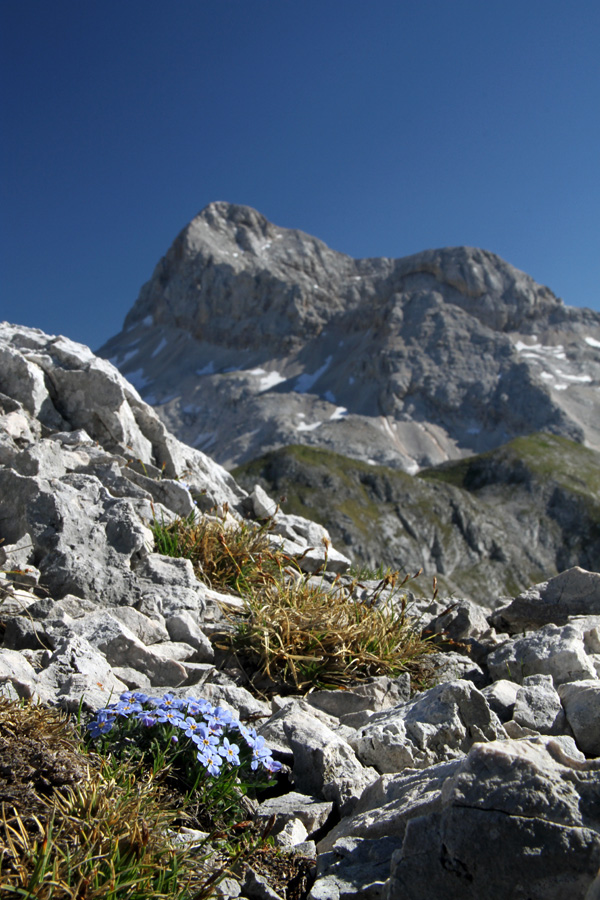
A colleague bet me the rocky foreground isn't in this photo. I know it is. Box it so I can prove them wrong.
[1,322,600,899]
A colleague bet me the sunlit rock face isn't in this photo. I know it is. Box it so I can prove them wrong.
[99,201,600,471]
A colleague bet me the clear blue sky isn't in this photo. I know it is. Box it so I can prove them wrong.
[1,0,599,350]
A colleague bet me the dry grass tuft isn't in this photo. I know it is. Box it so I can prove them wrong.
[151,511,283,594]
[224,574,436,692]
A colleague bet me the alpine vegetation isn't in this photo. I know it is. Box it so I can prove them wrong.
[87,690,282,822]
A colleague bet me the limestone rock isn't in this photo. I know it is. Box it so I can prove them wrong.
[512,674,566,735]
[492,567,600,633]
[354,680,506,772]
[387,738,600,899]
[558,680,600,757]
[487,623,598,685]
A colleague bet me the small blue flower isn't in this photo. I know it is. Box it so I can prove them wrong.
[211,706,234,726]
[186,698,210,716]
[250,736,272,770]
[197,749,223,777]
[155,708,185,725]
[137,712,157,727]
[158,693,185,710]
[195,723,219,753]
[114,700,143,718]
[236,723,257,745]
[178,716,204,739]
[218,736,241,766]
[87,711,115,739]
[262,756,282,774]
[131,691,150,704]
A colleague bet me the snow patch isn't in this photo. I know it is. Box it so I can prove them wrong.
[151,338,168,358]
[540,372,555,381]
[248,368,286,392]
[515,340,567,360]
[330,407,348,420]
[553,384,569,391]
[142,316,153,327]
[296,421,322,432]
[348,376,355,386]
[585,336,600,349]
[196,361,215,376]
[324,390,336,404]
[561,373,593,383]
[294,356,333,393]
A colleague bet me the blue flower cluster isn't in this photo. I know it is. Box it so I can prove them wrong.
[87,691,282,778]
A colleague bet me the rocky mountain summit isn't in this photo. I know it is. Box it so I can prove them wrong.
[99,201,600,472]
[2,322,600,898]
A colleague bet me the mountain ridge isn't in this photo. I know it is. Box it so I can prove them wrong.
[99,202,600,472]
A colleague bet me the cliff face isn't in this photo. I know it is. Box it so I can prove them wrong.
[99,202,600,472]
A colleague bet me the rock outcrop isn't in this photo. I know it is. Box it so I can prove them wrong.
[98,202,600,472]
[2,322,600,899]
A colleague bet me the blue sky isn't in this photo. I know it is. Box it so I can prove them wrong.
[1,0,599,350]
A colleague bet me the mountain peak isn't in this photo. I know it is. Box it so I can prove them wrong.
[101,204,600,473]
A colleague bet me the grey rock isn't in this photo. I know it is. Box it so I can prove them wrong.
[422,651,487,688]
[111,666,152,691]
[386,737,600,899]
[558,680,600,757]
[310,835,400,900]
[273,818,309,848]
[264,697,356,756]
[426,599,493,642]
[108,605,170,645]
[282,709,379,816]
[317,758,460,854]
[149,640,199,662]
[133,553,207,619]
[305,676,410,724]
[2,615,53,652]
[255,792,334,838]
[512,674,567,735]
[354,680,506,772]
[480,678,520,721]
[165,611,215,661]
[0,648,39,699]
[241,866,284,900]
[492,567,600,633]
[69,612,188,686]
[487,623,597,685]
[122,467,196,517]
[38,635,128,711]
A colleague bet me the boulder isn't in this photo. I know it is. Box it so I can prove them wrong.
[558,680,600,757]
[387,738,600,899]
[354,680,506,772]
[492,567,600,633]
[487,623,598,686]
[512,674,567,735]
